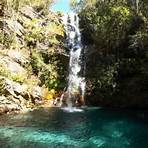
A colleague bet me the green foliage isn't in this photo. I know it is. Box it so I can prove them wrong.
[79,0,148,102]
[11,73,27,83]
[0,33,14,48]
[23,11,66,91]
[24,18,64,47]
[30,49,45,74]
[0,62,11,78]
[0,62,27,83]
[70,0,79,11]
[129,20,148,51]
[80,0,132,53]
[0,77,6,95]
[2,0,53,12]
[30,49,65,90]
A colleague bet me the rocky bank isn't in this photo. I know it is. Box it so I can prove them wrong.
[0,4,68,114]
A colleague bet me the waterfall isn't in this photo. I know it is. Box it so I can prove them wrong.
[62,13,86,109]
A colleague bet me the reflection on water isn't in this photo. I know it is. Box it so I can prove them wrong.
[0,107,148,148]
[62,107,84,113]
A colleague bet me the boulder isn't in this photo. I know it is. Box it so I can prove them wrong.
[6,60,26,74]
[7,49,29,65]
[5,78,27,97]
[6,19,25,36]
[20,6,40,19]
[0,55,27,75]
[31,86,42,100]
[0,96,22,114]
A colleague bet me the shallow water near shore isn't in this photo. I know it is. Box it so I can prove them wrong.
[0,107,148,148]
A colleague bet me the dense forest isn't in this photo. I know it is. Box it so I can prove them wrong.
[74,0,148,108]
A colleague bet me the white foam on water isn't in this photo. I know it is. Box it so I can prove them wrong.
[62,107,84,113]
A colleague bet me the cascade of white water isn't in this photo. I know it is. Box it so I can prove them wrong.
[62,13,86,109]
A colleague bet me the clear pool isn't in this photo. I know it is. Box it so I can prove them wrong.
[0,107,148,148]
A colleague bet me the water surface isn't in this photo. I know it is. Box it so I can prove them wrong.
[0,107,148,148]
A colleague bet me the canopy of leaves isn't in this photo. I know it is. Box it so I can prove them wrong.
[78,0,148,106]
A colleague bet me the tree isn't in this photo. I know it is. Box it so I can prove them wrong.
[70,0,79,11]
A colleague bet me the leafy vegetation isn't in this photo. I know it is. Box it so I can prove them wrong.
[73,0,148,107]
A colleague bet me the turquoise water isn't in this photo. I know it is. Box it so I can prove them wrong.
[0,107,148,148]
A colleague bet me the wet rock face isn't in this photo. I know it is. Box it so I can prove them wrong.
[0,49,29,77]
[0,49,45,114]
[0,96,23,114]
[7,49,29,65]
[20,6,40,19]
[0,4,67,114]
[0,77,45,114]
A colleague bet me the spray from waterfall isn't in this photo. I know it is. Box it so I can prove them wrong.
[62,13,86,109]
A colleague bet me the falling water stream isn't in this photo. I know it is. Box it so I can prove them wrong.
[62,13,86,110]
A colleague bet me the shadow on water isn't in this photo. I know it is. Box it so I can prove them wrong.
[0,107,148,148]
